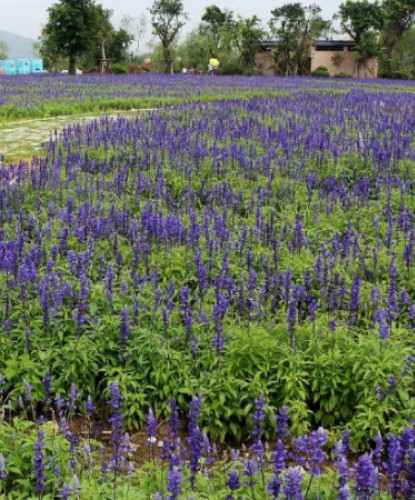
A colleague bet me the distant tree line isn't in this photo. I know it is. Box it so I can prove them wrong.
[1,0,413,77]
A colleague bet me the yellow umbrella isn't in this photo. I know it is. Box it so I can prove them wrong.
[209,58,220,67]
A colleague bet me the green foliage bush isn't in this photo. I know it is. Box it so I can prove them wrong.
[379,69,412,80]
[243,69,263,76]
[219,63,245,75]
[109,63,129,74]
[311,69,330,77]
[335,72,353,78]
[311,66,330,77]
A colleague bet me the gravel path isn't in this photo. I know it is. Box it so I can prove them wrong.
[0,110,151,161]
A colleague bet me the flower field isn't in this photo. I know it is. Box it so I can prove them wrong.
[1,75,415,498]
[0,73,414,121]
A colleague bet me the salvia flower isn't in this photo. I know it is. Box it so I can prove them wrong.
[146,407,157,458]
[243,458,258,487]
[33,429,46,494]
[119,306,131,358]
[68,383,79,412]
[107,381,125,472]
[332,440,350,494]
[169,397,180,443]
[23,379,34,402]
[187,395,202,488]
[353,453,379,499]
[275,406,290,440]
[226,469,241,499]
[42,370,52,403]
[282,467,304,500]
[72,474,81,496]
[167,466,183,500]
[250,395,266,460]
[0,453,6,481]
[268,439,287,498]
[385,433,403,498]
[59,484,72,500]
[309,427,328,476]
[85,395,95,416]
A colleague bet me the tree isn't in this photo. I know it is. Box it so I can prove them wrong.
[331,52,346,69]
[382,0,415,70]
[0,40,8,59]
[149,0,188,74]
[31,41,42,59]
[121,14,148,57]
[39,31,66,71]
[42,0,101,75]
[201,5,234,56]
[175,29,211,70]
[235,16,265,69]
[80,26,132,72]
[106,30,132,63]
[339,0,384,76]
[390,27,415,74]
[270,3,330,75]
[90,6,129,73]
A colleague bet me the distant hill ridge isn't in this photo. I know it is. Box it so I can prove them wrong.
[0,30,36,59]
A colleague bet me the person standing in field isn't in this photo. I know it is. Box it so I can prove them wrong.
[209,57,220,75]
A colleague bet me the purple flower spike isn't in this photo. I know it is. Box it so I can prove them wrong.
[282,467,304,500]
[146,407,157,458]
[226,469,241,499]
[167,466,183,500]
[0,453,6,481]
[353,453,380,499]
[33,429,46,494]
[59,484,72,500]
[107,381,125,472]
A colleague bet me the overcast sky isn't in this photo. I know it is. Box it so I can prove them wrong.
[1,0,342,43]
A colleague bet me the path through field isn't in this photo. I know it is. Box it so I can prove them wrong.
[0,109,151,161]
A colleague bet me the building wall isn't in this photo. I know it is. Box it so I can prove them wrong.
[310,46,378,78]
[0,59,43,75]
[255,45,378,78]
[255,52,277,75]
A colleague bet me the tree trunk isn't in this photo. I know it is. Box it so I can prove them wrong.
[69,55,77,75]
[163,45,173,75]
[101,39,108,74]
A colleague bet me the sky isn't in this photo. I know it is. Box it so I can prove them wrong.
[1,0,342,43]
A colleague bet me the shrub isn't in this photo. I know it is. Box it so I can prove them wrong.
[311,68,330,78]
[243,69,263,76]
[220,63,244,75]
[334,72,353,78]
[110,63,129,74]
[379,69,411,80]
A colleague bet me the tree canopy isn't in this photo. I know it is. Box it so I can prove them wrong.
[31,0,415,77]
[42,0,102,74]
[0,40,8,60]
[382,0,415,68]
[270,3,330,75]
[339,0,384,76]
[201,5,234,56]
[149,0,188,74]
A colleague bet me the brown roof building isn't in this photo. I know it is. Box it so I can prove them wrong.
[256,40,378,78]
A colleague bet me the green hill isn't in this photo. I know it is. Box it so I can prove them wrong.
[0,30,36,59]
